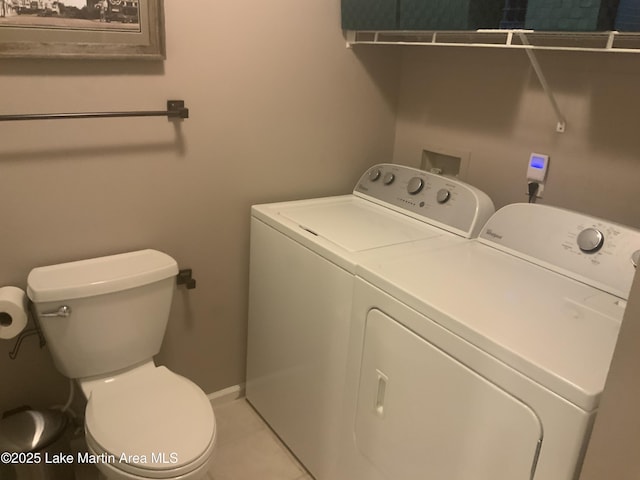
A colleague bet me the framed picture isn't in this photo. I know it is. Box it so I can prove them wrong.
[0,0,164,60]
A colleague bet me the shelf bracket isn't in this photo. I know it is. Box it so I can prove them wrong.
[345,30,356,49]
[518,32,566,133]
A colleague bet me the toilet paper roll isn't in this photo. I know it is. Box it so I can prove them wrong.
[0,286,29,340]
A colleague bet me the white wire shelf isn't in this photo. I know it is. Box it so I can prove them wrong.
[346,30,640,53]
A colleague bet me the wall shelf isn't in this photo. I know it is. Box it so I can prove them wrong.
[345,30,640,54]
[346,29,640,133]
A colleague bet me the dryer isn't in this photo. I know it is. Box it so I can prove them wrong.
[246,164,494,480]
[337,203,640,480]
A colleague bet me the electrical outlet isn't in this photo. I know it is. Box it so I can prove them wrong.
[527,182,545,198]
[526,153,549,199]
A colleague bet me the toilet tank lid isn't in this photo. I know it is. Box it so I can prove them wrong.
[27,249,179,303]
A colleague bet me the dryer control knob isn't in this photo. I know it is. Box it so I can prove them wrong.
[407,177,424,195]
[369,169,382,181]
[436,189,451,204]
[631,250,640,269]
[383,172,395,185]
[577,228,604,253]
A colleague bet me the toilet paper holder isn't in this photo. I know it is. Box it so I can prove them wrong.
[8,302,46,360]
[177,269,196,290]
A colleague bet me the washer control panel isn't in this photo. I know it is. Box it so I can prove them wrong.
[478,203,640,299]
[354,164,495,238]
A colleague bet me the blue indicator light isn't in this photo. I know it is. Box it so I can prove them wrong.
[530,157,546,169]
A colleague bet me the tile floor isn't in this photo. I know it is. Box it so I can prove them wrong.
[74,398,311,480]
[209,398,311,480]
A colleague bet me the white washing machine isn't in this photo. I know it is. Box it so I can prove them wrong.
[337,203,640,480]
[246,163,494,480]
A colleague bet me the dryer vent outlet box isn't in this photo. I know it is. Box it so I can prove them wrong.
[421,148,470,179]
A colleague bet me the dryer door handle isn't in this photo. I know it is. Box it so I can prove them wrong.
[375,369,388,417]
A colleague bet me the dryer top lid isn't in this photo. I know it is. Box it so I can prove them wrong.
[356,240,627,411]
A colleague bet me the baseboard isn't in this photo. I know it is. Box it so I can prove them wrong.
[207,383,245,406]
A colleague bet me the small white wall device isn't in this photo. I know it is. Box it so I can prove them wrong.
[526,153,549,199]
[527,153,549,183]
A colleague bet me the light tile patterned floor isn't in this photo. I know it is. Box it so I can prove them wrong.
[74,398,311,480]
[208,398,311,480]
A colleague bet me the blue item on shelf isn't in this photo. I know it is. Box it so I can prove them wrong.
[500,0,528,28]
[615,0,640,31]
[525,0,620,31]
[399,0,506,30]
[341,0,398,30]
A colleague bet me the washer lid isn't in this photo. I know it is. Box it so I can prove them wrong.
[263,196,443,253]
[85,366,214,471]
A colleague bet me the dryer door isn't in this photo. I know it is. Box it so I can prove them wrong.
[355,309,543,480]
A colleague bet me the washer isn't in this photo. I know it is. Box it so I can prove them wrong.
[246,163,494,480]
[336,203,640,480]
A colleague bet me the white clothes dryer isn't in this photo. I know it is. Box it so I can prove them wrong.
[337,203,640,480]
[246,164,494,480]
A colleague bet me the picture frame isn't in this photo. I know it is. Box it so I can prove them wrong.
[0,0,164,60]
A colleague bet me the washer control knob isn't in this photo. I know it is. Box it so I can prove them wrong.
[632,250,640,269]
[369,169,382,181]
[407,177,424,195]
[577,228,604,253]
[436,189,451,204]
[383,172,395,185]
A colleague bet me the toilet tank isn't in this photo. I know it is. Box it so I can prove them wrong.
[27,250,179,379]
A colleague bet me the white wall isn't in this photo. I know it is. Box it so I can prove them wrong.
[0,0,400,412]
[392,46,640,228]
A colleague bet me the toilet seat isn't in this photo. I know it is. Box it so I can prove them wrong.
[85,366,216,478]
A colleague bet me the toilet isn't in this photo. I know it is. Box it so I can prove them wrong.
[26,249,217,480]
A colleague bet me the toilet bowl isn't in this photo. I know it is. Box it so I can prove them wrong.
[27,250,217,480]
[82,362,216,480]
